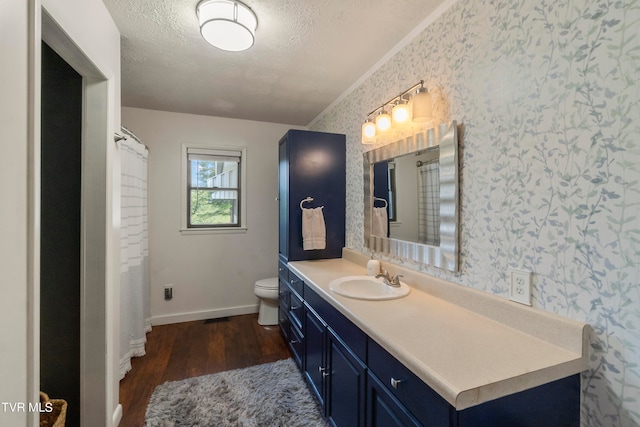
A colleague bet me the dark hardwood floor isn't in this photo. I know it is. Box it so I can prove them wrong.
[118,313,291,427]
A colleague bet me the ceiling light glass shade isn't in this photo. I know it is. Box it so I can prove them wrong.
[412,86,433,122]
[392,100,411,126]
[375,109,392,133]
[197,0,258,52]
[361,119,377,144]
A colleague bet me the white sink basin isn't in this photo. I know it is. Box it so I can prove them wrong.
[329,275,410,301]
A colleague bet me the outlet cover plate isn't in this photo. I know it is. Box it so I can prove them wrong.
[508,269,531,306]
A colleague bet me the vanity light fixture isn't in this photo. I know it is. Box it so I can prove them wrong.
[197,0,258,52]
[361,80,432,144]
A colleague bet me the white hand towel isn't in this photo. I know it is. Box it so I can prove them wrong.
[302,207,326,250]
[372,207,388,237]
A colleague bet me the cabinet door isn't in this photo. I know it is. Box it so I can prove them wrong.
[367,372,421,427]
[327,330,366,427]
[304,307,326,410]
[285,130,346,261]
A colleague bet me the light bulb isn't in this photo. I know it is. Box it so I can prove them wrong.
[361,119,376,144]
[375,109,392,133]
[392,101,411,126]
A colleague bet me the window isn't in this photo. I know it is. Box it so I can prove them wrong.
[182,145,246,232]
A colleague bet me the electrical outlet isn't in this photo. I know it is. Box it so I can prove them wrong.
[508,269,531,305]
[164,285,173,300]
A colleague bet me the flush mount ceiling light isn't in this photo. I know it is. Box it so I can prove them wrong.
[197,0,258,52]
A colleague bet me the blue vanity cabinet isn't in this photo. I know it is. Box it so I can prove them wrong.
[284,267,581,427]
[303,283,367,427]
[278,130,346,262]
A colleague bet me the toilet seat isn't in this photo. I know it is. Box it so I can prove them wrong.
[255,277,278,290]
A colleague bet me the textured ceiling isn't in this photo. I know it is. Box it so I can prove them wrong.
[103,0,445,126]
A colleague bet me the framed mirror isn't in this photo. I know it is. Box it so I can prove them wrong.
[363,121,460,271]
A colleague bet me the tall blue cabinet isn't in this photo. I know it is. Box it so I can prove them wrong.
[278,129,346,262]
[278,129,351,425]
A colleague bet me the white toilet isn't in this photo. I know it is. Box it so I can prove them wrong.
[254,277,279,326]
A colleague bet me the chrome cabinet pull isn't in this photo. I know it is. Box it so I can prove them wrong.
[391,377,404,389]
[319,366,330,378]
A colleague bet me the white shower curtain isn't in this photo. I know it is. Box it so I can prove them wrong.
[418,159,440,246]
[119,127,151,379]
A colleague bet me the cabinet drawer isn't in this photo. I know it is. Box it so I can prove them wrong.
[278,277,289,309]
[278,276,290,335]
[287,321,304,368]
[368,339,450,427]
[288,271,304,297]
[278,260,289,283]
[289,290,303,329]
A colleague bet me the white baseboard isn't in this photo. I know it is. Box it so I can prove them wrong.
[151,304,259,326]
[112,404,122,426]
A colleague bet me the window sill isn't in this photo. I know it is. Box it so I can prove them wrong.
[180,227,247,236]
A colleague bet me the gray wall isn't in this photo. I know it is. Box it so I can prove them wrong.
[122,107,304,325]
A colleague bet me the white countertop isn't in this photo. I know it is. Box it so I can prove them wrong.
[288,252,589,410]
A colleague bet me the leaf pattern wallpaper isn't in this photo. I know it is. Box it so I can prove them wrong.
[311,0,640,425]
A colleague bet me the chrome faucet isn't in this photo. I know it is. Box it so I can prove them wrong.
[375,269,404,288]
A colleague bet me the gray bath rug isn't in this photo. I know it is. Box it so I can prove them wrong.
[145,358,328,427]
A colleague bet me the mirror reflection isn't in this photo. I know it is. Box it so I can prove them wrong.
[371,147,440,246]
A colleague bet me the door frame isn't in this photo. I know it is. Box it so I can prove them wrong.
[30,8,111,427]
